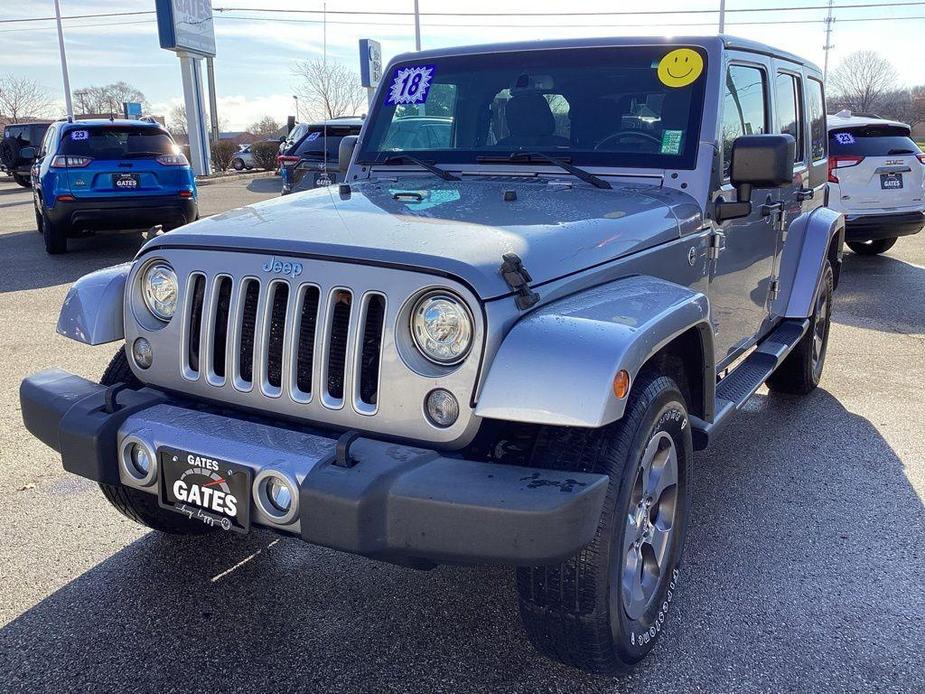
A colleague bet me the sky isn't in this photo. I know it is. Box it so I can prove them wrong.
[1,0,923,130]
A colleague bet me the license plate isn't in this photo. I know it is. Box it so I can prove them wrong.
[880,173,903,190]
[158,447,251,532]
[113,173,139,190]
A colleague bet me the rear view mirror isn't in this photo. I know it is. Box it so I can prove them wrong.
[20,146,36,160]
[338,135,358,173]
[715,134,796,222]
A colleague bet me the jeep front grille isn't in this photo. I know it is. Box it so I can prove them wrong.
[180,274,385,413]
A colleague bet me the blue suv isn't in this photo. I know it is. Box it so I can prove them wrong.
[30,119,197,254]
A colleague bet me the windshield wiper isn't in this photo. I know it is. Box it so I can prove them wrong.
[476,151,611,189]
[887,148,916,155]
[379,154,460,181]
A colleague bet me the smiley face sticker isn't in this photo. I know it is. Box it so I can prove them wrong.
[657,49,704,88]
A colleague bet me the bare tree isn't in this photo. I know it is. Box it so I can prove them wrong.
[0,74,54,123]
[73,81,148,116]
[168,103,188,136]
[247,115,282,138]
[828,51,899,114]
[293,58,366,121]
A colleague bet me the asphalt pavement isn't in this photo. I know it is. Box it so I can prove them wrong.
[0,174,922,693]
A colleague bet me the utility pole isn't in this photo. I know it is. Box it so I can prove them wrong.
[53,0,74,120]
[414,0,421,50]
[719,0,726,34]
[823,0,835,80]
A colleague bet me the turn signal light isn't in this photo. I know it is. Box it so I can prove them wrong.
[50,155,92,168]
[613,370,630,399]
[827,155,864,184]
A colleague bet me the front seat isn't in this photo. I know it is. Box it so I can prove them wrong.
[496,92,570,149]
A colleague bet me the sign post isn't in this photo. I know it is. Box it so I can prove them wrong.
[359,39,382,110]
[156,0,216,176]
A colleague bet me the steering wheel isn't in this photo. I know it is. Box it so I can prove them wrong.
[594,130,662,150]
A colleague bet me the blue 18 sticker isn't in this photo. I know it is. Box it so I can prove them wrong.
[386,65,435,105]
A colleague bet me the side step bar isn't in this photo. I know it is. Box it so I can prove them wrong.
[690,318,809,450]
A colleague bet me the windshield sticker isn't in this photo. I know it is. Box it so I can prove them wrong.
[834,132,855,145]
[657,49,704,88]
[661,130,683,155]
[386,65,435,105]
[70,130,89,141]
[306,131,321,142]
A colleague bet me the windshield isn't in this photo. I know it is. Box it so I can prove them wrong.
[358,45,707,170]
[295,125,361,160]
[60,126,176,158]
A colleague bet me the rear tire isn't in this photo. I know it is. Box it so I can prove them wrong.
[41,207,67,254]
[847,238,896,255]
[97,348,214,535]
[767,261,834,395]
[516,372,691,673]
[232,158,245,171]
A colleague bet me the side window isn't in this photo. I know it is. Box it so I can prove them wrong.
[40,126,55,156]
[721,64,768,178]
[775,72,804,163]
[807,78,826,162]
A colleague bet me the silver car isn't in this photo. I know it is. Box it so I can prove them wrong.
[21,35,843,674]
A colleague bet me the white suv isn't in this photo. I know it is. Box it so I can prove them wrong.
[827,110,925,255]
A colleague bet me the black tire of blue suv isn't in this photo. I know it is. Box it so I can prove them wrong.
[846,238,897,255]
[36,202,68,254]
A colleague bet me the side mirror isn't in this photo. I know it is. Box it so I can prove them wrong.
[715,134,795,222]
[338,135,358,173]
[20,146,36,160]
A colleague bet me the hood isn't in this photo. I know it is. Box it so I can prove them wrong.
[145,177,703,299]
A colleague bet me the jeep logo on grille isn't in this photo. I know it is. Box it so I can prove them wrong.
[262,256,303,278]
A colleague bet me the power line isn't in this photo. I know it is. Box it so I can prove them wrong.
[3,1,925,26]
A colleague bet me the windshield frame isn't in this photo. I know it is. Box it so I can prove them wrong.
[357,44,709,171]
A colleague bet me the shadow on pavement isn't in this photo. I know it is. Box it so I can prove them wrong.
[0,229,144,294]
[833,251,925,335]
[247,176,282,194]
[0,389,920,692]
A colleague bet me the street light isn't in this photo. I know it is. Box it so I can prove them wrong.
[293,95,300,122]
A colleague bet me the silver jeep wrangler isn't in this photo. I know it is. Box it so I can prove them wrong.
[21,36,844,673]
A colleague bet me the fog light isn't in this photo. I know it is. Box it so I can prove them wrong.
[425,389,459,428]
[132,337,153,369]
[129,443,151,477]
[266,477,292,513]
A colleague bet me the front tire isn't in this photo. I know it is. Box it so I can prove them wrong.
[767,260,834,395]
[847,237,896,255]
[516,372,691,673]
[13,173,31,188]
[232,157,245,171]
[97,348,214,535]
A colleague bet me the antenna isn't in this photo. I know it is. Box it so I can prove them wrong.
[321,1,329,185]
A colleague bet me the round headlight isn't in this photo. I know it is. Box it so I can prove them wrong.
[410,292,472,365]
[141,262,178,321]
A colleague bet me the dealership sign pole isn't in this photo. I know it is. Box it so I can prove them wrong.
[155,0,216,176]
[359,39,382,110]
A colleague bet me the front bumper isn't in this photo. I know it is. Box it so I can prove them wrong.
[844,210,925,241]
[21,369,608,567]
[47,195,198,231]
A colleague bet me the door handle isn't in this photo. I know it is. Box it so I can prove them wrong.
[796,187,814,202]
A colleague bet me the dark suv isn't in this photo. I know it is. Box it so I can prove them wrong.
[1,121,51,187]
[278,117,364,194]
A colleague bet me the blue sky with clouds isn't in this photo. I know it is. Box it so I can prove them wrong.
[2,0,923,129]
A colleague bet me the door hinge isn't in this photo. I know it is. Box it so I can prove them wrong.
[708,230,726,260]
[499,253,540,310]
[769,279,780,302]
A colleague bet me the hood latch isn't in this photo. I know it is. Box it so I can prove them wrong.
[500,253,539,310]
